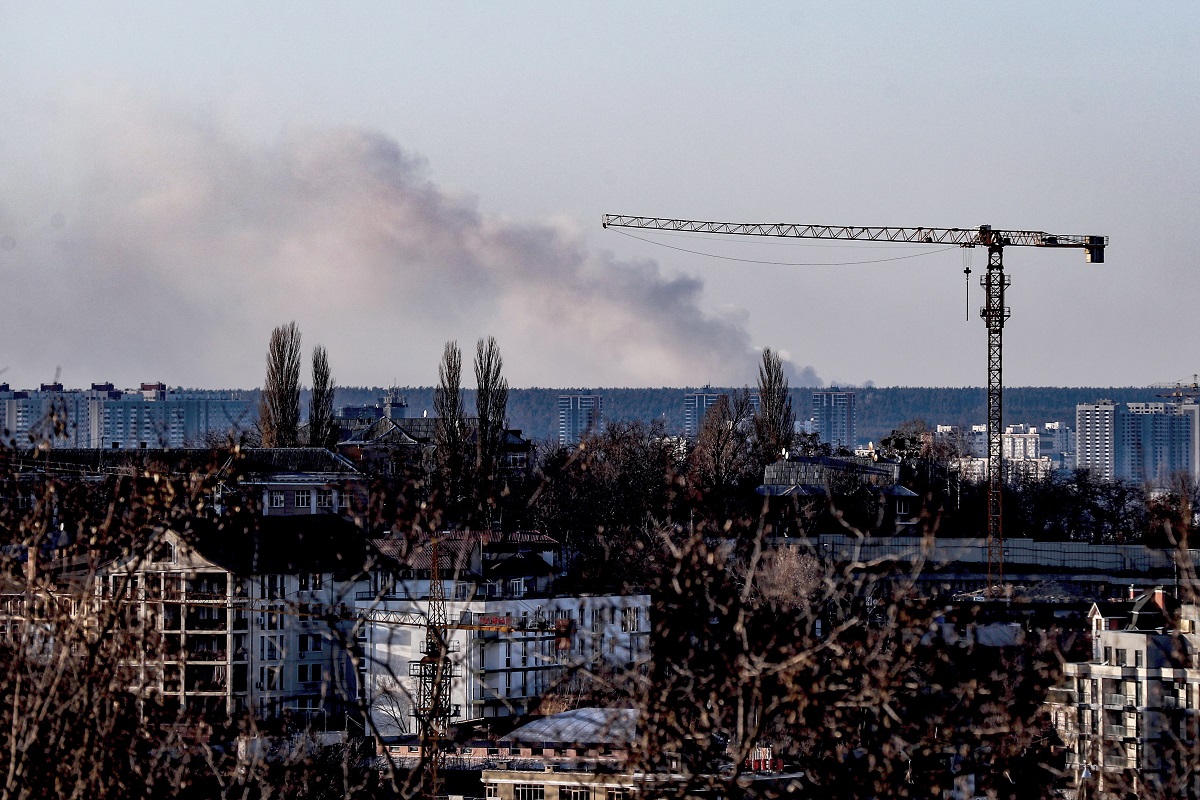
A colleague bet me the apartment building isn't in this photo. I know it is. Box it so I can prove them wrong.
[357,532,650,733]
[0,382,253,449]
[812,390,856,450]
[1076,400,1199,485]
[96,516,372,722]
[682,390,760,439]
[1047,590,1200,798]
[558,393,604,446]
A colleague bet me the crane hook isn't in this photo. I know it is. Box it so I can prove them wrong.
[963,249,973,321]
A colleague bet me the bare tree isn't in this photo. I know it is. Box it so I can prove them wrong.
[308,344,335,449]
[689,390,755,515]
[754,347,794,466]
[258,322,303,448]
[473,336,509,527]
[434,341,467,517]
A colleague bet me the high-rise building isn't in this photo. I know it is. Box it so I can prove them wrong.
[812,390,856,450]
[1040,421,1076,466]
[1076,400,1198,484]
[1,382,253,449]
[682,389,760,439]
[558,393,603,446]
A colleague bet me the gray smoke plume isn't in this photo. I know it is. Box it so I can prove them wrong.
[0,92,820,388]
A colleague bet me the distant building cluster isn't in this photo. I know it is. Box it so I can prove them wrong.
[0,382,254,449]
[1076,400,1199,485]
[681,389,760,439]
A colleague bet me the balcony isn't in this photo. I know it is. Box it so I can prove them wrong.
[472,687,503,702]
[1104,725,1136,739]
[1162,695,1185,709]
[1103,694,1132,707]
[185,648,227,662]
[1103,755,1136,770]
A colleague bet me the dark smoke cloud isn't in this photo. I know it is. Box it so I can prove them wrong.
[0,93,820,389]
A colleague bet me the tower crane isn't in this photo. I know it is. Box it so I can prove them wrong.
[602,215,1108,590]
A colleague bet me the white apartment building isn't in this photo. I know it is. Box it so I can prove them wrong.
[0,383,91,447]
[357,533,650,733]
[1002,424,1041,460]
[1047,591,1200,798]
[96,519,370,723]
[1,381,253,449]
[1077,400,1199,485]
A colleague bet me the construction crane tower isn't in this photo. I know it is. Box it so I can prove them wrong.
[602,215,1107,591]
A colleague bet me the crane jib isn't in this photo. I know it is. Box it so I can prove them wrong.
[602,214,1106,259]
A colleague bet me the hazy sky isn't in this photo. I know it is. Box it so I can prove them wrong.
[1,3,1196,389]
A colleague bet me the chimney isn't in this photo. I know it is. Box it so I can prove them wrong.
[1153,586,1167,610]
[1128,585,1136,600]
[25,544,37,585]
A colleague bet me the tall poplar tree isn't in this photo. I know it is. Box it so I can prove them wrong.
[259,322,303,448]
[754,347,794,466]
[308,344,335,449]
[473,336,509,525]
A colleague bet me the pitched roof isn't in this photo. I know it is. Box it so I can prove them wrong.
[501,707,639,747]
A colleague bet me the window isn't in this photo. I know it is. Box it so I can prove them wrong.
[1103,646,1112,665]
[270,491,285,508]
[513,785,544,800]
[316,489,334,509]
[299,634,322,654]
[1115,648,1126,666]
[294,490,311,508]
[605,790,627,800]
[151,542,175,564]
[261,575,282,600]
[260,635,283,661]
[484,785,499,799]
[562,785,591,799]
[297,664,321,683]
[265,605,282,630]
[621,607,640,633]
[1135,650,1143,668]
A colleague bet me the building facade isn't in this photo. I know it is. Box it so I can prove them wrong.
[558,394,604,446]
[1076,400,1199,485]
[1047,591,1200,798]
[812,390,856,450]
[1,382,253,449]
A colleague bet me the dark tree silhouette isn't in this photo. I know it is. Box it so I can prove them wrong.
[309,344,335,449]
[755,347,794,466]
[259,321,303,447]
[472,336,508,527]
[434,340,467,519]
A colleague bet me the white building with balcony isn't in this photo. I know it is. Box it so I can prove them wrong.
[1047,590,1200,798]
[356,532,651,734]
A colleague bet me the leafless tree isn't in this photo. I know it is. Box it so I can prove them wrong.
[308,344,335,449]
[258,322,303,448]
[755,347,794,466]
[473,336,508,526]
[689,391,755,515]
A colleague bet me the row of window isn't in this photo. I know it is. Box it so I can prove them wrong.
[487,786,628,800]
[268,489,337,509]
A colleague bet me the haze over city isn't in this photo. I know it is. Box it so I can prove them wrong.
[1,3,1196,390]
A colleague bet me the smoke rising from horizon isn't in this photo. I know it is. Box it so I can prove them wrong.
[0,91,820,390]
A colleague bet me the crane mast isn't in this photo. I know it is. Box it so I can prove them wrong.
[603,215,1107,592]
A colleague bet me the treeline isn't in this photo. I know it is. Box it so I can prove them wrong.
[329,385,1163,443]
